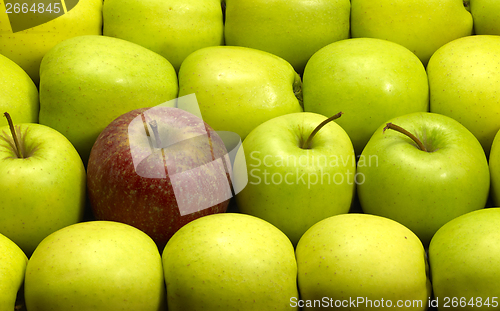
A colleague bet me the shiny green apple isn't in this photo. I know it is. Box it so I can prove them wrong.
[429,208,500,311]
[470,0,500,35]
[488,129,500,206]
[428,35,500,156]
[296,213,431,310]
[103,0,223,72]
[303,38,429,155]
[0,53,38,127]
[224,0,350,74]
[350,0,472,66]
[0,0,103,85]
[0,233,27,311]
[24,221,166,311]
[0,115,86,256]
[162,213,298,310]
[357,112,490,246]
[38,35,179,164]
[236,112,356,246]
[178,45,303,141]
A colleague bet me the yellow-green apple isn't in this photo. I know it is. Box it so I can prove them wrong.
[490,130,500,205]
[87,106,233,250]
[0,0,103,84]
[235,112,356,246]
[0,53,38,127]
[103,0,223,72]
[178,45,303,141]
[428,35,500,156]
[357,112,490,246]
[162,213,298,310]
[0,113,86,256]
[38,35,178,164]
[296,213,431,310]
[350,0,472,66]
[0,232,27,311]
[470,0,500,35]
[429,208,500,310]
[224,0,350,74]
[303,38,429,155]
[24,221,166,311]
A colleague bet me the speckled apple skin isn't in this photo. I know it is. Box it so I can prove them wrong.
[0,0,103,85]
[162,213,298,311]
[0,233,27,311]
[87,107,231,250]
[24,221,166,311]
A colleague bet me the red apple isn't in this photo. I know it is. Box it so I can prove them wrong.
[87,106,233,250]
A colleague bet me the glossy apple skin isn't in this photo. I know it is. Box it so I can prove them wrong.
[470,0,500,35]
[236,112,356,246]
[0,233,27,311]
[87,106,232,250]
[429,208,500,311]
[0,123,86,256]
[0,0,103,84]
[428,35,500,156]
[178,45,303,141]
[0,54,39,127]
[224,0,350,73]
[296,214,431,310]
[303,38,429,155]
[162,213,298,310]
[350,0,472,66]
[357,112,490,246]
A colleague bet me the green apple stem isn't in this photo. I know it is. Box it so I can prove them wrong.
[3,112,23,158]
[302,112,343,149]
[383,122,427,152]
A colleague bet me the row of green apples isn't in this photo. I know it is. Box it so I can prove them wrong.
[1,190,500,310]
[1,0,499,85]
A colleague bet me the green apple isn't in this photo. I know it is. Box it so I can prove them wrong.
[303,38,429,155]
[357,112,490,246]
[178,45,303,141]
[490,130,500,205]
[103,0,223,72]
[235,112,355,246]
[296,213,431,310]
[38,35,179,164]
[470,0,500,35]
[350,0,472,66]
[0,0,103,85]
[428,35,500,156]
[162,213,298,310]
[24,221,165,311]
[429,208,500,310]
[0,232,27,311]
[224,0,350,74]
[0,113,86,256]
[0,53,38,127]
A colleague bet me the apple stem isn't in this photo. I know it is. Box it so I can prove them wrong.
[149,120,162,148]
[302,112,343,149]
[383,122,427,152]
[3,112,23,159]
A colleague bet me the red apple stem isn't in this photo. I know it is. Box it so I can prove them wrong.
[3,112,23,158]
[383,122,427,152]
[302,112,343,149]
[149,120,162,148]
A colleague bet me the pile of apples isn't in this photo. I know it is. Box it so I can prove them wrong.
[1,0,500,310]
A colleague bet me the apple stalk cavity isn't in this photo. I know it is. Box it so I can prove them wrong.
[302,111,343,149]
[383,122,428,152]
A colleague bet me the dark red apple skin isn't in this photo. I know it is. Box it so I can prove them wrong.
[87,107,232,250]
